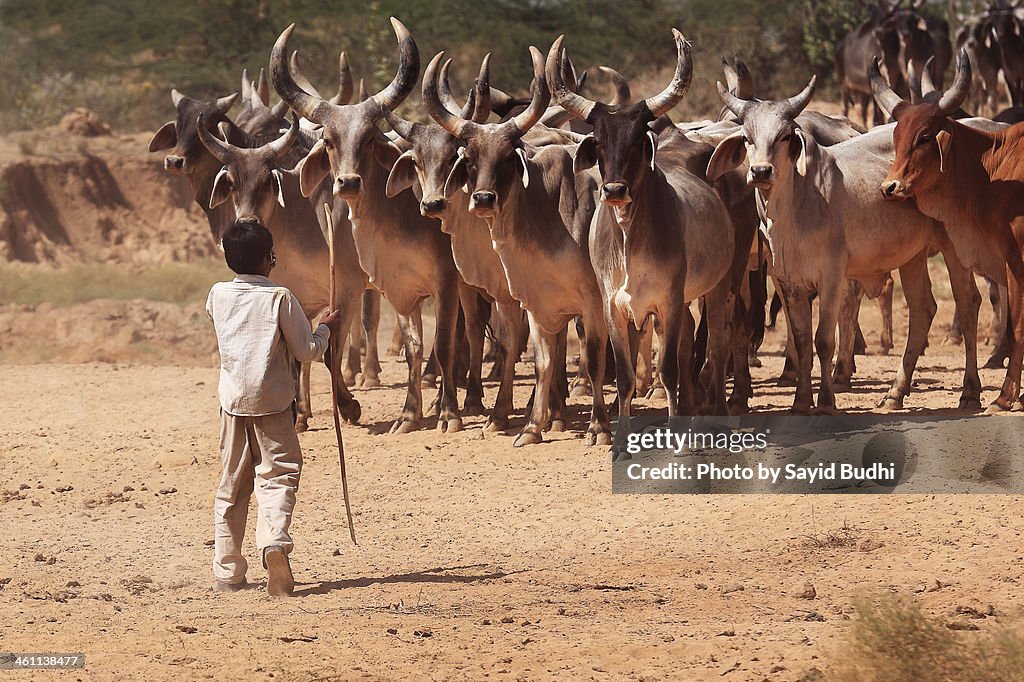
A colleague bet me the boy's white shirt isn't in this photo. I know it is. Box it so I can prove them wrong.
[206,275,330,417]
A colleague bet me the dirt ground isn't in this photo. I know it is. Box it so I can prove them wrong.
[2,289,1023,681]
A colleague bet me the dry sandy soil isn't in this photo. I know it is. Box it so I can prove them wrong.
[2,292,1024,681]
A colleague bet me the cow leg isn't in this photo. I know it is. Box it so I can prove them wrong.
[635,322,653,397]
[942,247,982,410]
[879,252,935,411]
[727,287,753,414]
[434,281,463,434]
[515,314,555,447]
[661,305,691,416]
[605,303,636,419]
[485,304,522,433]
[583,312,613,446]
[645,319,668,401]
[984,281,1010,369]
[570,316,592,397]
[878,273,894,354]
[458,284,486,417]
[360,289,382,387]
[343,313,362,386]
[387,308,404,356]
[780,284,814,414]
[833,281,862,390]
[698,282,734,416]
[814,277,843,415]
[551,329,569,432]
[991,263,1024,412]
[295,360,312,432]
[391,311,424,434]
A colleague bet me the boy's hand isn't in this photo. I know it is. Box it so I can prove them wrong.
[321,309,344,336]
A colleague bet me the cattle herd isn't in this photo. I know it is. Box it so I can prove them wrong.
[148,1,1024,448]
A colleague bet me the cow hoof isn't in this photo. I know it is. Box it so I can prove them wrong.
[513,430,543,447]
[727,400,750,415]
[361,374,382,389]
[422,374,438,388]
[548,419,566,433]
[647,386,667,401]
[463,402,486,417]
[338,400,361,424]
[832,380,852,393]
[943,333,964,347]
[342,369,357,386]
[876,397,903,412]
[586,429,613,447]
[984,401,1013,415]
[484,415,508,433]
[294,418,310,433]
[438,416,463,433]
[983,356,1008,370]
[790,404,813,416]
[777,376,798,387]
[813,405,839,416]
[390,418,420,434]
[958,398,983,412]
[570,382,592,398]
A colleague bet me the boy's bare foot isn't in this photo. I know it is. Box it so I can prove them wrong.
[264,546,294,597]
[212,579,247,593]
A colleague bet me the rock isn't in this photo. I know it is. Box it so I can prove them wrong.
[946,617,979,631]
[55,485,73,493]
[793,582,817,600]
[721,582,744,595]
[203,539,214,547]
[332,548,342,556]
[34,553,46,562]
[386,628,398,635]
[158,487,177,495]
[59,108,112,137]
[857,537,884,552]
[175,625,198,634]
[413,629,432,638]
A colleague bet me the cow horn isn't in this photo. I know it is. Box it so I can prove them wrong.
[937,49,972,116]
[920,56,938,98]
[215,93,238,116]
[270,25,333,124]
[870,56,905,119]
[423,51,473,139]
[438,58,464,117]
[501,46,550,138]
[241,69,252,103]
[358,78,368,102]
[644,29,693,119]
[256,68,270,106]
[329,52,354,105]
[290,50,325,99]
[381,106,418,141]
[717,81,750,119]
[733,56,755,99]
[196,113,240,164]
[371,17,420,112]
[779,75,816,119]
[561,52,580,94]
[546,36,597,120]
[171,89,185,107]
[596,66,631,105]
[471,53,493,123]
[267,112,301,159]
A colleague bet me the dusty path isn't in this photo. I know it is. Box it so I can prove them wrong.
[2,334,1022,680]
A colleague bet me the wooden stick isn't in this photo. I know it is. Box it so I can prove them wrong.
[324,202,357,545]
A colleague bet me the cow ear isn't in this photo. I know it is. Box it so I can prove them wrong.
[515,147,530,189]
[271,169,287,208]
[210,167,232,209]
[298,139,330,198]
[646,130,658,171]
[443,149,469,199]
[386,150,417,198]
[917,17,928,32]
[707,130,747,182]
[148,121,177,152]
[572,134,598,174]
[793,129,809,177]
[373,137,403,170]
[936,128,952,173]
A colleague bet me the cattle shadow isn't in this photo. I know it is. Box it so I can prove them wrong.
[294,563,521,596]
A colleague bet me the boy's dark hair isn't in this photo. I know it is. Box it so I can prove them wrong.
[221,220,273,275]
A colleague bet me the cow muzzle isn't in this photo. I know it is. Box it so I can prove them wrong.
[470,191,498,217]
[600,182,631,206]
[164,155,186,173]
[748,164,774,188]
[420,197,447,218]
[880,179,909,200]
[333,174,363,196]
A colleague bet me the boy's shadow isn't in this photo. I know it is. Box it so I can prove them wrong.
[294,563,522,597]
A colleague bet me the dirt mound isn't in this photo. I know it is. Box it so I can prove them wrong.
[0,299,216,365]
[0,131,215,265]
[58,108,112,137]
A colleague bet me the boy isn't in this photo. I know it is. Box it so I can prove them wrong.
[206,220,342,596]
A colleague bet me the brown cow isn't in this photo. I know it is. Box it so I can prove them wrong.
[876,51,1024,411]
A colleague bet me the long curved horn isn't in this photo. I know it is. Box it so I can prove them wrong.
[267,113,300,159]
[422,51,473,139]
[270,25,333,123]
[869,56,906,119]
[717,81,750,119]
[920,55,938,98]
[438,58,464,116]
[500,46,550,137]
[381,106,419,141]
[780,75,816,119]
[329,52,354,105]
[241,69,252,103]
[644,29,693,118]
[289,50,325,99]
[546,36,598,120]
[471,53,492,123]
[596,65,631,105]
[256,68,270,105]
[371,17,420,112]
[733,56,755,99]
[938,49,972,115]
[196,114,240,164]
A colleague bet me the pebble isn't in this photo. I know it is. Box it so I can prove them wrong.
[55,485,73,493]
[793,582,817,600]
[386,628,398,635]
[158,487,177,495]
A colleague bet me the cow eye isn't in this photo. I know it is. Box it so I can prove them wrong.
[917,134,931,146]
